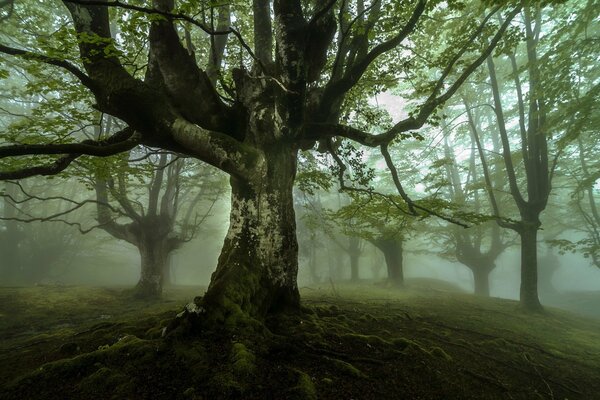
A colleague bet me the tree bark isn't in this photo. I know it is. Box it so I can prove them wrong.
[375,238,404,287]
[471,266,491,297]
[1,183,21,285]
[348,236,361,282]
[519,223,543,311]
[135,235,170,299]
[201,144,300,324]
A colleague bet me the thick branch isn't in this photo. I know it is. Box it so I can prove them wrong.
[0,128,139,181]
[0,155,80,180]
[0,128,139,159]
[253,0,273,67]
[63,0,262,68]
[95,174,138,244]
[149,0,233,133]
[170,118,262,182]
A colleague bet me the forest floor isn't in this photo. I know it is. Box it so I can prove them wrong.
[0,280,599,400]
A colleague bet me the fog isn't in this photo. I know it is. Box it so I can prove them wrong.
[1,149,599,318]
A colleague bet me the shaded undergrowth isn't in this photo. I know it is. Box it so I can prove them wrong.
[0,281,599,399]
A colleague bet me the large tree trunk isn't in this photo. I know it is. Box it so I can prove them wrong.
[135,236,170,299]
[201,145,300,324]
[519,223,543,311]
[472,266,491,297]
[376,239,404,286]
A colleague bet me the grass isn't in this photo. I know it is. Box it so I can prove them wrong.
[0,280,599,399]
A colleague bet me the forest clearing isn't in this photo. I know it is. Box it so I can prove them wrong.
[1,283,599,399]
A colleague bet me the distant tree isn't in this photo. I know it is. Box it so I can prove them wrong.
[328,195,412,286]
[426,132,509,297]
[440,2,600,310]
[0,182,21,283]
[92,140,225,298]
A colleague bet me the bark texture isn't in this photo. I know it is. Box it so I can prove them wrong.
[375,238,404,286]
[202,144,300,323]
[519,223,543,311]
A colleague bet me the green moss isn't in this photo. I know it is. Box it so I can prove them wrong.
[78,367,128,395]
[340,333,392,347]
[230,342,256,377]
[286,370,317,400]
[335,314,351,323]
[326,357,365,378]
[3,284,600,400]
[182,387,197,398]
[429,346,453,361]
[392,337,416,351]
[209,371,244,397]
[174,342,207,364]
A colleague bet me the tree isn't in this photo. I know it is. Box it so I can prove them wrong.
[0,0,521,326]
[328,194,411,286]
[0,182,21,284]
[93,147,223,298]
[433,131,508,297]
[463,2,600,311]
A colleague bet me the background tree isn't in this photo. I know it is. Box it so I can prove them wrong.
[328,194,412,286]
[93,147,224,298]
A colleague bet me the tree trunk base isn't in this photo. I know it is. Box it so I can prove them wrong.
[132,281,162,300]
[517,299,545,314]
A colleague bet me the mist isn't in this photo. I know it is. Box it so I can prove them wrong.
[1,0,599,399]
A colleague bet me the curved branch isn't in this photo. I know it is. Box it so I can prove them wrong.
[170,118,262,182]
[0,44,95,90]
[0,128,140,180]
[95,175,138,244]
[0,129,140,159]
[306,6,521,146]
[0,154,80,180]
[319,0,426,118]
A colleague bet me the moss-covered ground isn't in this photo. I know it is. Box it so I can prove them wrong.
[1,280,599,399]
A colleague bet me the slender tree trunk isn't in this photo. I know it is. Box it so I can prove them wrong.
[348,236,361,282]
[519,223,543,311]
[201,145,300,324]
[308,244,319,284]
[1,183,21,285]
[376,239,404,286]
[349,253,360,282]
